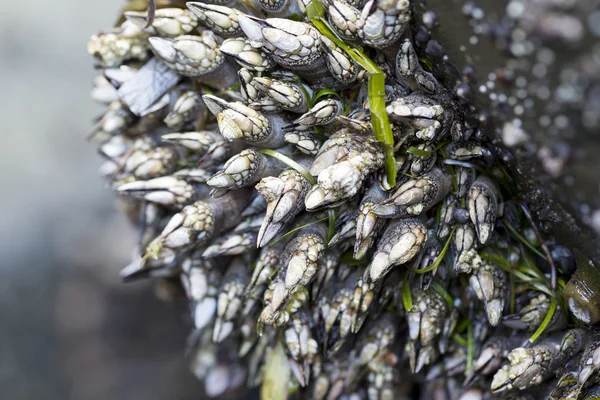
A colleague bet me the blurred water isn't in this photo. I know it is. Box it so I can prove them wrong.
[0,1,205,398]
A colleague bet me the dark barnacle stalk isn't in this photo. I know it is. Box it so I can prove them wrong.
[564,253,600,326]
[87,0,600,398]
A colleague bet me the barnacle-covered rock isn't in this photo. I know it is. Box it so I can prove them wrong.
[87,1,595,398]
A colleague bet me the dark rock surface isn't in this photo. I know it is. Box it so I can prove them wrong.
[420,0,600,255]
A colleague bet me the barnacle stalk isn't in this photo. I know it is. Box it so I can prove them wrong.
[564,254,600,325]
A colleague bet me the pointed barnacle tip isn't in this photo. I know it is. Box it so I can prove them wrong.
[477,225,492,244]
[206,173,233,188]
[161,133,179,142]
[202,95,226,116]
[194,298,217,330]
[148,37,175,59]
[123,11,147,28]
[217,113,244,140]
[486,300,503,326]
[369,253,389,281]
[219,43,237,56]
[271,282,287,310]
[145,239,162,260]
[238,14,263,42]
[490,379,509,393]
[304,187,325,210]
[258,224,280,248]
[295,114,309,125]
[186,2,205,12]
[372,203,395,217]
[353,245,367,261]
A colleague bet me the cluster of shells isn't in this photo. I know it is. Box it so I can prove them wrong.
[88,0,600,399]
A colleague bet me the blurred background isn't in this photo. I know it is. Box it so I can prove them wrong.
[0,1,205,398]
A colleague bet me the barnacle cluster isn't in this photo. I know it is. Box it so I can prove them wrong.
[88,0,600,398]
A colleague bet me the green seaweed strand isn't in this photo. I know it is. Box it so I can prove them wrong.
[402,279,413,311]
[466,320,474,375]
[306,1,396,188]
[412,227,456,274]
[528,296,557,344]
[268,217,328,247]
[259,149,316,185]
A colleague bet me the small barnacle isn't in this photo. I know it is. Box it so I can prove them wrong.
[260,220,327,326]
[187,2,242,37]
[252,75,309,113]
[354,182,388,259]
[469,261,507,325]
[445,141,494,162]
[125,8,199,37]
[368,219,428,281]
[256,167,312,247]
[207,149,284,191]
[358,0,411,48]
[491,333,569,393]
[305,131,384,210]
[238,15,327,72]
[149,31,232,80]
[203,94,288,148]
[407,287,447,373]
[295,98,343,126]
[373,168,451,218]
[220,38,276,72]
[468,176,499,244]
[88,21,150,67]
[163,91,206,131]
[453,223,478,273]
